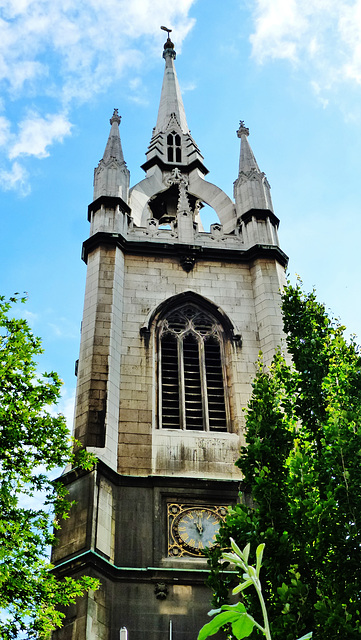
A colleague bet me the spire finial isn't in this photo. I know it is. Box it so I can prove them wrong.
[237,120,249,138]
[161,25,176,59]
[110,108,121,126]
[161,25,172,39]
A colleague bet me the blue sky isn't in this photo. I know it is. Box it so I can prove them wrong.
[1,0,361,424]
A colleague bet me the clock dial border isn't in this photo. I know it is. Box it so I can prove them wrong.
[167,503,227,558]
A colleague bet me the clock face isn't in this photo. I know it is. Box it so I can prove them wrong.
[175,508,221,551]
[168,504,227,557]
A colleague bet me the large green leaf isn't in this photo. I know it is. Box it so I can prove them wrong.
[231,613,255,639]
[198,610,241,640]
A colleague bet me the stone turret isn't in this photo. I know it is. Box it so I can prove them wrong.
[89,109,131,237]
[234,120,273,216]
[93,108,130,202]
[234,121,280,247]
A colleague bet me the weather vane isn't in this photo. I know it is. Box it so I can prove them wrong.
[160,25,172,38]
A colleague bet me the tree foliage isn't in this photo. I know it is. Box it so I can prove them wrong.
[0,295,98,639]
[208,282,361,639]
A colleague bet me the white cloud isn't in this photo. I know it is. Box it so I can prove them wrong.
[9,112,72,159]
[338,2,361,83]
[9,60,46,93]
[250,0,310,63]
[127,76,149,105]
[48,317,78,339]
[180,80,197,93]
[23,309,38,323]
[0,0,197,193]
[0,0,196,103]
[129,78,142,91]
[0,161,30,195]
[250,0,361,99]
[311,81,329,108]
[55,386,76,431]
[45,383,75,432]
[0,116,11,147]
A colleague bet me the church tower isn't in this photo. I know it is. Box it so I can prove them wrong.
[52,33,288,640]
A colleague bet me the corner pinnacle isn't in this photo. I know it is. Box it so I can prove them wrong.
[237,120,249,138]
[110,108,121,126]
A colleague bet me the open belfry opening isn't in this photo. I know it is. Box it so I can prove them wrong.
[52,28,288,640]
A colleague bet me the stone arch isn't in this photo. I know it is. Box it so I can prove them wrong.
[129,172,236,232]
[187,175,236,234]
[140,290,242,344]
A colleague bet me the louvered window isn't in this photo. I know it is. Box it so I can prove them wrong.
[161,334,179,428]
[167,131,182,163]
[159,304,228,431]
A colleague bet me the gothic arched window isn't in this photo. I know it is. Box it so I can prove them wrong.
[158,304,228,431]
[167,131,182,163]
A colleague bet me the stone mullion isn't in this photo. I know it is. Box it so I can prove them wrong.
[219,334,231,432]
[158,333,163,430]
[178,336,186,430]
[199,336,209,431]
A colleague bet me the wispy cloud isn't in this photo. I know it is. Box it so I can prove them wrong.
[0,161,30,195]
[56,386,76,431]
[250,0,361,105]
[128,77,149,105]
[0,116,11,147]
[23,309,38,323]
[180,80,197,93]
[250,0,311,63]
[0,0,196,193]
[48,317,78,339]
[9,112,72,159]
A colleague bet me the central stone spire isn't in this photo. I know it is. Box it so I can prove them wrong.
[154,35,189,135]
[130,30,239,234]
[141,33,207,176]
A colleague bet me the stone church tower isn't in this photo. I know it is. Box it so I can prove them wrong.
[52,34,288,640]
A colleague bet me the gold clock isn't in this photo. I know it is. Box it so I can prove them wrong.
[167,503,227,557]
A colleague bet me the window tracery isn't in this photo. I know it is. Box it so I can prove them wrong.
[158,304,228,431]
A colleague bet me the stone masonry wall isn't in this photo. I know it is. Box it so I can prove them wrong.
[116,253,285,478]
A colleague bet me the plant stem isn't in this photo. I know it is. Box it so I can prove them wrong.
[254,582,272,640]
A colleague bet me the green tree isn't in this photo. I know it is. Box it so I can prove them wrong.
[0,295,98,639]
[208,282,361,640]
